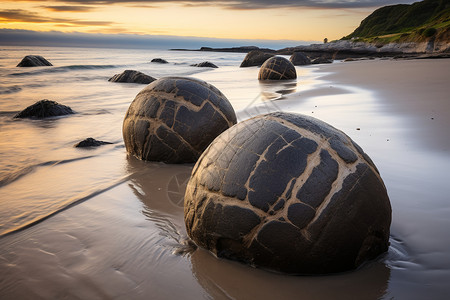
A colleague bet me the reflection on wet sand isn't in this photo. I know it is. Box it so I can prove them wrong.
[126,156,196,254]
[191,246,390,300]
[258,79,297,101]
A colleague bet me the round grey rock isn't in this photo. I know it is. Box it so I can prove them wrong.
[123,77,237,163]
[184,112,391,274]
[14,99,74,119]
[74,138,112,148]
[109,70,156,84]
[258,56,297,80]
[240,50,274,68]
[289,52,311,66]
[151,58,168,64]
[17,55,53,67]
[191,61,218,68]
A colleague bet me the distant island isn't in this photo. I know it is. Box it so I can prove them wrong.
[176,0,449,59]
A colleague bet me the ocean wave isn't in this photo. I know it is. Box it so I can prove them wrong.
[0,85,22,95]
[9,64,121,76]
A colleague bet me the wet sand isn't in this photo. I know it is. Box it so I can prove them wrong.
[1,59,449,300]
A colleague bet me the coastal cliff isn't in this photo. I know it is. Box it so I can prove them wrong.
[280,0,449,57]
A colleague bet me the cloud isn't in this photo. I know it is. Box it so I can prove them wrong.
[0,28,314,49]
[0,9,114,26]
[0,9,66,23]
[9,0,418,10]
[43,5,96,12]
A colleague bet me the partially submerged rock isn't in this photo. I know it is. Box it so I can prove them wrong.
[14,100,74,119]
[184,112,391,274]
[123,77,237,163]
[240,50,274,67]
[191,61,218,68]
[108,70,156,84]
[151,58,168,64]
[16,55,53,67]
[74,138,113,148]
[258,56,297,80]
[289,52,311,66]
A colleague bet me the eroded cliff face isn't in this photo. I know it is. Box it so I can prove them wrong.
[280,37,449,59]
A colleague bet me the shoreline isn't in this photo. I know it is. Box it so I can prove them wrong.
[1,58,449,299]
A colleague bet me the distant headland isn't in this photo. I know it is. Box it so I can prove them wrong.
[174,0,449,60]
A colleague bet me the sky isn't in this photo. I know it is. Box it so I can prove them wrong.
[0,0,418,48]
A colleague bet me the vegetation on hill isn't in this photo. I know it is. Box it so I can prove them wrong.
[343,0,450,44]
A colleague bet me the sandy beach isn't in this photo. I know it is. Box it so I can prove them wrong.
[1,58,449,300]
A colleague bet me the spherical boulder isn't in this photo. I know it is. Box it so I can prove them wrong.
[191,61,218,68]
[184,112,391,274]
[289,52,311,66]
[108,70,156,84]
[258,56,297,80]
[240,50,274,68]
[123,77,237,163]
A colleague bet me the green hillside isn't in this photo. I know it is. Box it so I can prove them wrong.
[343,0,450,43]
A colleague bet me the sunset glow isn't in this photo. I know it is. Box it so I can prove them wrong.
[0,0,417,43]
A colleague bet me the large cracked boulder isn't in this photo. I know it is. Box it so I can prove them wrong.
[258,56,297,80]
[14,100,74,119]
[184,112,391,274]
[123,77,237,163]
[17,55,53,67]
[240,50,274,67]
[108,70,156,84]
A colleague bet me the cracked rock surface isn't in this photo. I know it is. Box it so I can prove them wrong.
[123,77,237,163]
[258,56,297,80]
[184,112,391,274]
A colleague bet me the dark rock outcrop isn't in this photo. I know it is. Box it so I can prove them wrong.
[240,50,274,67]
[108,70,156,84]
[14,100,74,119]
[311,57,333,64]
[191,61,218,68]
[16,55,53,67]
[74,138,113,148]
[258,56,297,80]
[151,58,168,64]
[184,112,392,274]
[289,52,311,65]
[123,77,237,163]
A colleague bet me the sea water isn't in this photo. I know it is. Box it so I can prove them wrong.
[0,46,313,236]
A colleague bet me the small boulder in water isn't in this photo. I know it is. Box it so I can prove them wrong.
[240,50,274,67]
[108,70,156,84]
[17,55,53,67]
[289,52,311,66]
[191,61,218,68]
[258,56,297,80]
[74,138,112,148]
[151,58,168,64]
[14,100,74,119]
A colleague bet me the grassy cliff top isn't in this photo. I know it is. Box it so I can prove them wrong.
[343,0,450,44]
